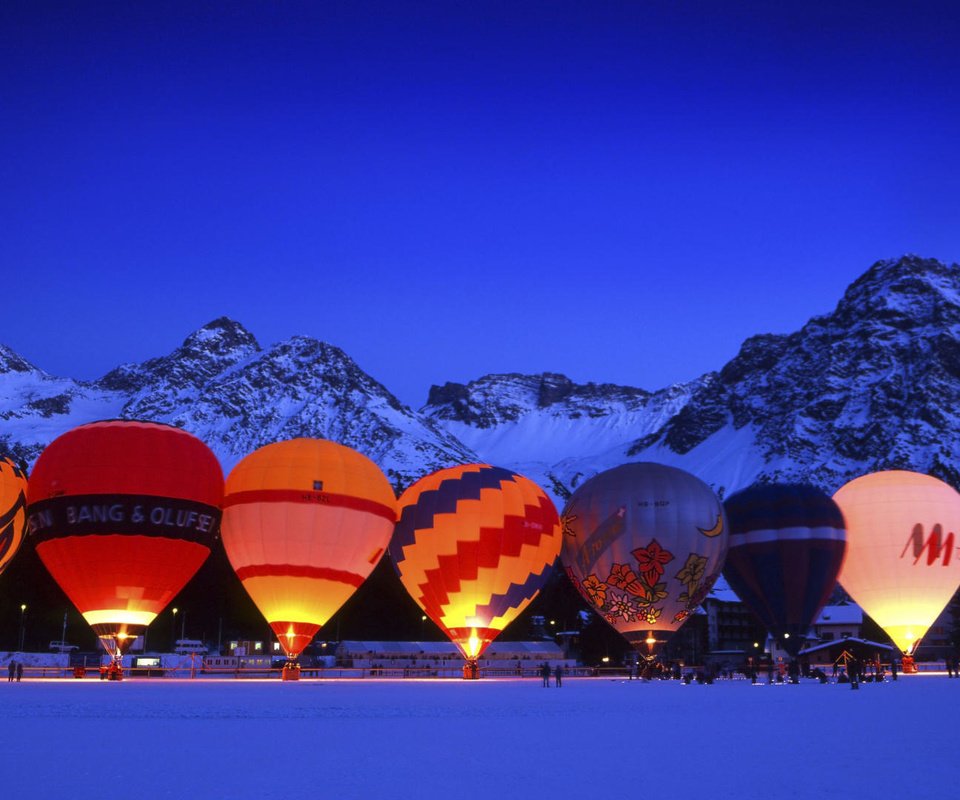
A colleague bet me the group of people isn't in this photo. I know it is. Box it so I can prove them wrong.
[6,661,23,682]
[540,662,563,687]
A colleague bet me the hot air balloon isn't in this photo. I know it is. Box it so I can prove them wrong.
[833,470,960,657]
[561,462,727,661]
[26,420,223,676]
[0,458,28,577]
[221,438,396,676]
[390,464,561,676]
[722,483,846,656]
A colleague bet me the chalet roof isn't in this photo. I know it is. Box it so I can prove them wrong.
[798,637,895,657]
[815,604,863,625]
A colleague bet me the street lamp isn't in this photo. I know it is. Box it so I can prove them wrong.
[420,614,427,640]
[171,607,179,649]
[18,604,26,651]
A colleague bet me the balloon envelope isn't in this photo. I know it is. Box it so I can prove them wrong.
[834,470,960,654]
[26,420,223,653]
[221,438,397,658]
[390,464,561,661]
[0,457,28,577]
[561,462,728,654]
[722,483,846,656]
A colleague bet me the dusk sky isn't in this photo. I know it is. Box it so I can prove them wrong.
[2,1,959,407]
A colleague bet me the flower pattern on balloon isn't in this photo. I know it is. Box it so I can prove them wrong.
[632,538,674,586]
[608,562,647,598]
[676,554,718,612]
[582,574,608,608]
[643,606,662,625]
[605,591,639,622]
[675,553,707,589]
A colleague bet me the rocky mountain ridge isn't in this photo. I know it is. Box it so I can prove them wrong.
[2,256,959,501]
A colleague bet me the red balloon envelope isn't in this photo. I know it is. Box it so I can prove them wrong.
[27,420,223,655]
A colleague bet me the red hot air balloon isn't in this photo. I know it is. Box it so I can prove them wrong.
[0,458,28,577]
[27,421,223,675]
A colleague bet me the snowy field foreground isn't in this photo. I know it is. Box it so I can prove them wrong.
[5,675,957,799]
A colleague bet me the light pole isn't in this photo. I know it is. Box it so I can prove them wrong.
[18,604,26,651]
[171,607,178,649]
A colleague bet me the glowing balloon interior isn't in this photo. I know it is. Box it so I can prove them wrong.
[221,438,397,660]
[0,458,28,578]
[561,462,728,657]
[26,420,224,659]
[834,470,960,654]
[722,483,846,656]
[390,464,561,663]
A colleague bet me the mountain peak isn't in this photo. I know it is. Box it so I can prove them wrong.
[0,344,41,375]
[832,256,960,326]
[96,318,261,392]
[180,317,261,358]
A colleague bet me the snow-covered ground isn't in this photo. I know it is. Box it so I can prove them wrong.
[5,674,956,799]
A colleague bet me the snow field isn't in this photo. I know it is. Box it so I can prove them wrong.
[4,675,956,799]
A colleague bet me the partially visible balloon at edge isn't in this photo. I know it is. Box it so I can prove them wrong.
[0,457,28,577]
[834,470,960,655]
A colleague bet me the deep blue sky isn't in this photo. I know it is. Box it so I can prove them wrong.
[2,1,959,406]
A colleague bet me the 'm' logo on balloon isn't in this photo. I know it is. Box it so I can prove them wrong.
[900,523,956,566]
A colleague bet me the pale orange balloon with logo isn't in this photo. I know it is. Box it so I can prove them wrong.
[834,470,960,654]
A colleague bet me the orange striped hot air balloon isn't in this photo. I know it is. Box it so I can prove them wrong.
[221,438,397,665]
[0,457,28,577]
[26,421,223,665]
[389,464,562,672]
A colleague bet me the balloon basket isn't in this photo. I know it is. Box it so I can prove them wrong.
[281,664,301,681]
[462,662,480,680]
[73,666,86,679]
[902,655,917,674]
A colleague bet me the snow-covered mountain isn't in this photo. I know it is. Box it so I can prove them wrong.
[2,257,959,501]
[423,256,960,499]
[0,317,474,488]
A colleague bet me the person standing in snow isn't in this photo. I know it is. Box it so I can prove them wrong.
[15,662,23,682]
[7,661,14,682]
[554,665,563,688]
[541,662,550,687]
